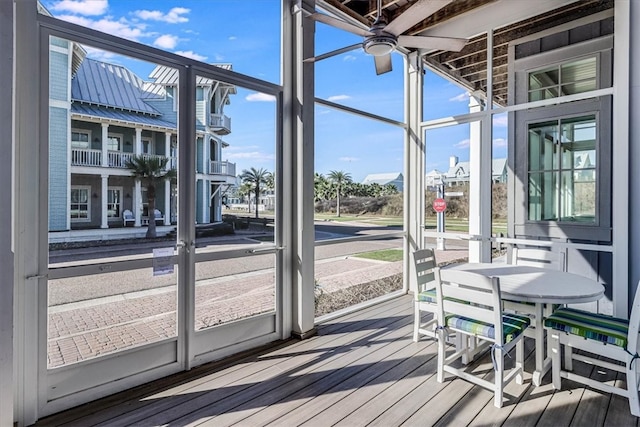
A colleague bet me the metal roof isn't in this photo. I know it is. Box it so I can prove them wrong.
[72,58,162,115]
[70,103,176,130]
[148,65,238,95]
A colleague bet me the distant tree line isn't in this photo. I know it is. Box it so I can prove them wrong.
[236,168,399,217]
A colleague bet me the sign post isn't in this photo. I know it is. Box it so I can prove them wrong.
[433,184,446,250]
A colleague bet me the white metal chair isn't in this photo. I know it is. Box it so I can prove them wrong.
[122,209,135,227]
[545,281,640,417]
[412,248,438,341]
[504,247,566,350]
[434,268,530,408]
[510,247,566,271]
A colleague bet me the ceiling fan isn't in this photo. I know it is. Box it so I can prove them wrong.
[307,0,467,75]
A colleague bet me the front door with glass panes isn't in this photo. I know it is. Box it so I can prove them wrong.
[38,24,283,419]
[512,41,612,242]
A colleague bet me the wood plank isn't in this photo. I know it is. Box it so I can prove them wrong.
[34,295,637,427]
[196,320,420,426]
[53,298,412,427]
[129,306,413,426]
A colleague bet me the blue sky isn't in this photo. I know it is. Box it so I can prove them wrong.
[44,0,507,182]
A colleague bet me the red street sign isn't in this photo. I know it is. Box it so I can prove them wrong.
[433,198,446,213]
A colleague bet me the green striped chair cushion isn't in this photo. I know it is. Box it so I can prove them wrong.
[417,288,437,303]
[444,313,530,344]
[544,307,629,348]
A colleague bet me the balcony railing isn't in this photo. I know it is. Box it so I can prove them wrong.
[71,149,175,170]
[71,148,102,167]
[107,151,134,168]
[209,113,231,135]
[209,160,236,177]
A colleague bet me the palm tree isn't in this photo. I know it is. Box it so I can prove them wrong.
[328,170,352,217]
[239,167,270,218]
[125,155,176,238]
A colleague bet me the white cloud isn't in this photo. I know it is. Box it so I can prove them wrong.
[246,93,276,102]
[56,15,147,41]
[134,7,190,24]
[493,138,508,148]
[154,34,179,49]
[214,54,225,61]
[454,138,470,149]
[174,51,207,61]
[493,114,508,127]
[228,36,237,41]
[327,94,350,102]
[339,157,359,162]
[449,92,469,102]
[50,0,108,16]
[82,45,119,62]
[343,55,357,62]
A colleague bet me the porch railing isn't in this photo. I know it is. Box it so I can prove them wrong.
[209,113,231,135]
[71,149,174,170]
[209,160,236,177]
[71,148,102,167]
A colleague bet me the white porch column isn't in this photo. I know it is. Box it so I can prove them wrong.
[165,178,171,225]
[619,0,633,317]
[405,52,424,294]
[134,179,142,227]
[135,128,142,155]
[101,174,109,229]
[165,132,172,170]
[468,95,492,262]
[0,0,14,424]
[101,123,109,167]
[283,0,316,339]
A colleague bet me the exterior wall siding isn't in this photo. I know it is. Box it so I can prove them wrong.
[49,50,68,101]
[49,107,69,231]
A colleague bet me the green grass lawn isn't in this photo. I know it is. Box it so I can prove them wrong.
[315,213,507,234]
[353,249,403,262]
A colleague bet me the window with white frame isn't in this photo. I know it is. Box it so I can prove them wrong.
[527,115,597,223]
[528,56,597,102]
[107,134,122,151]
[71,130,90,149]
[142,138,152,154]
[513,33,612,241]
[107,187,122,218]
[70,186,90,221]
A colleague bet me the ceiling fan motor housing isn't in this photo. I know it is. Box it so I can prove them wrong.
[363,32,397,56]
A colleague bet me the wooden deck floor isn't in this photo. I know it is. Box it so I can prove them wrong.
[35,295,638,427]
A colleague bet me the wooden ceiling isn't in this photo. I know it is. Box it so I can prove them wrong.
[319,0,614,106]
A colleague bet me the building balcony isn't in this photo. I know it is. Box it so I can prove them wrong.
[209,113,231,135]
[71,149,175,170]
[208,160,236,182]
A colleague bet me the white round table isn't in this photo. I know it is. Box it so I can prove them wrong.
[447,263,605,385]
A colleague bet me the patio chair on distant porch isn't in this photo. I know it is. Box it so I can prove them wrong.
[153,209,164,224]
[123,209,135,227]
[412,248,439,341]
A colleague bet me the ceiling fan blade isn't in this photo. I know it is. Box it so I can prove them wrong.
[308,13,372,37]
[397,35,467,52]
[374,54,392,75]
[384,0,453,36]
[303,43,361,63]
